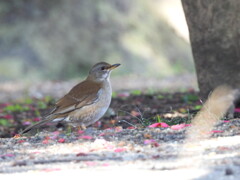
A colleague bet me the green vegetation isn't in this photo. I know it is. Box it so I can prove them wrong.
[3,104,30,112]
[0,119,10,126]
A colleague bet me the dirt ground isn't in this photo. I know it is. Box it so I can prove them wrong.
[1,80,240,179]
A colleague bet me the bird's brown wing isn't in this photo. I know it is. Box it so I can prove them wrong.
[51,80,102,115]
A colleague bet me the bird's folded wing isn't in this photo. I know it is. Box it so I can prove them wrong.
[51,81,102,115]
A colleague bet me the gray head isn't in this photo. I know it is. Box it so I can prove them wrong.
[87,62,120,82]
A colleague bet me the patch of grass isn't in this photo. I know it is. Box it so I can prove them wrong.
[156,115,161,123]
[44,96,54,103]
[157,95,164,99]
[112,92,117,98]
[0,119,10,126]
[3,104,30,112]
[131,90,142,95]
[37,101,47,109]
[182,94,199,103]
[24,98,33,104]
[193,105,202,110]
[35,110,41,117]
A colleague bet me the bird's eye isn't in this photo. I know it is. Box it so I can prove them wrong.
[101,66,105,70]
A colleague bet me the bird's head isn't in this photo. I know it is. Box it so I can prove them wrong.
[88,62,120,82]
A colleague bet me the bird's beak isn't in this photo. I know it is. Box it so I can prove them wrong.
[106,64,121,70]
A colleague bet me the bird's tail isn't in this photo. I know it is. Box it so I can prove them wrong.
[20,115,57,134]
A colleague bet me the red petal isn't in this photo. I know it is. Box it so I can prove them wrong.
[4,115,13,119]
[78,130,84,134]
[58,138,65,143]
[210,130,224,133]
[42,140,49,144]
[18,140,26,143]
[114,148,126,152]
[144,139,156,144]
[148,122,169,128]
[171,123,190,130]
[79,136,93,140]
[6,154,15,157]
[127,126,136,129]
[223,120,230,123]
[33,117,41,122]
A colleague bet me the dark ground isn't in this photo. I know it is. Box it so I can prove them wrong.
[1,91,203,138]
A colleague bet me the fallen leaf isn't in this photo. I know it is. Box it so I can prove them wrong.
[148,122,169,128]
[45,136,50,140]
[152,142,159,147]
[3,115,13,119]
[171,123,190,130]
[223,120,230,123]
[99,133,106,136]
[79,135,93,140]
[22,121,31,126]
[144,139,156,145]
[42,139,49,144]
[0,153,14,158]
[210,130,224,133]
[114,148,126,152]
[143,139,159,147]
[18,140,25,143]
[58,138,65,143]
[78,130,85,134]
[127,126,136,129]
[33,117,41,122]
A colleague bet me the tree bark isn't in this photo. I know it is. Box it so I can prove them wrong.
[181,0,240,98]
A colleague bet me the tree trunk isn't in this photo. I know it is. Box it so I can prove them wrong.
[181,0,240,98]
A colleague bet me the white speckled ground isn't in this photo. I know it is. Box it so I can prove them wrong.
[1,124,240,179]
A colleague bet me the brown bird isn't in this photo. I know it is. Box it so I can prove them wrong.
[21,62,120,134]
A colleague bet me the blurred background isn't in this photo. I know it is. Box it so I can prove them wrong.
[0,0,198,100]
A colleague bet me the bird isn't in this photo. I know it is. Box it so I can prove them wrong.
[20,62,120,134]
